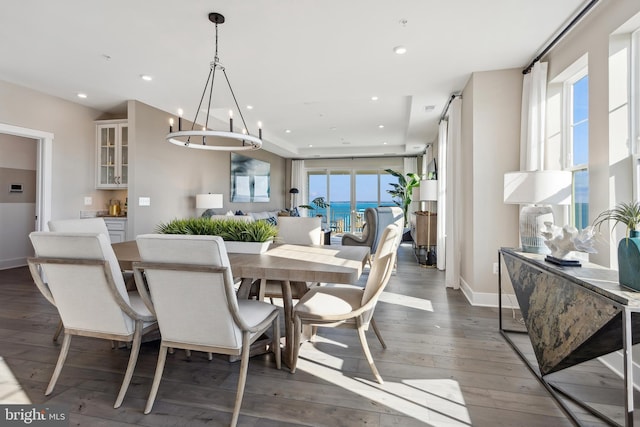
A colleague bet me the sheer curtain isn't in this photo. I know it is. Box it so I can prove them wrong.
[520,61,548,171]
[445,97,462,289]
[291,160,305,215]
[436,119,448,271]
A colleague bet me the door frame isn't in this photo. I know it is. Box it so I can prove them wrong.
[0,122,52,231]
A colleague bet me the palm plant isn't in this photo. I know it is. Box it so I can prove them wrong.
[385,168,420,227]
[592,201,640,237]
[298,196,330,217]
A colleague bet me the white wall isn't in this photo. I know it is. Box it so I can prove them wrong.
[544,1,640,267]
[458,69,523,304]
[0,134,36,268]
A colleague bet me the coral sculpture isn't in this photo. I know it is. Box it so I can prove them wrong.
[541,222,597,259]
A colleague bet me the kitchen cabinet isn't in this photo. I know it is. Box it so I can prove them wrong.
[96,120,128,189]
[103,217,127,243]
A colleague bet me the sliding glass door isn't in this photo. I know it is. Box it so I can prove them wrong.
[307,168,398,234]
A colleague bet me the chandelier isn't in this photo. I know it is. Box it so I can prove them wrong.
[166,12,262,151]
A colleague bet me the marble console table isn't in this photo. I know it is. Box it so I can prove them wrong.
[499,247,640,426]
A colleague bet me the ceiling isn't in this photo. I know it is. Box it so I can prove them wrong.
[0,0,588,159]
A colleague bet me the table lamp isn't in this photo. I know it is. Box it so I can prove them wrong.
[196,193,223,218]
[503,170,571,254]
[419,179,438,265]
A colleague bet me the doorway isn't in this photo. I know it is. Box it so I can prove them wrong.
[0,122,53,232]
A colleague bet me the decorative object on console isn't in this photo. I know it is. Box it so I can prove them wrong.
[196,193,223,218]
[593,201,640,291]
[541,222,596,266]
[503,170,572,254]
[165,12,262,152]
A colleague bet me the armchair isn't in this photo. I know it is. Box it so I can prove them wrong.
[341,206,404,255]
[341,207,376,250]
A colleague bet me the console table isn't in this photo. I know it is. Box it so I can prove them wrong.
[499,247,640,426]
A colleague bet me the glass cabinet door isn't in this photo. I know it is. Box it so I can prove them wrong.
[96,122,128,188]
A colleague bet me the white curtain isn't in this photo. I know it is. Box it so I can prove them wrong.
[437,119,448,271]
[291,160,305,215]
[520,61,548,171]
[445,97,462,289]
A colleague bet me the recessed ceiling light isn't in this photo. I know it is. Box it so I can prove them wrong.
[308,144,313,147]
[285,129,291,133]
[424,105,435,112]
[394,46,407,55]
[383,142,387,145]
[330,127,337,131]
[246,105,253,110]
[371,96,379,101]
[77,93,87,99]
[140,74,153,81]
[378,125,385,129]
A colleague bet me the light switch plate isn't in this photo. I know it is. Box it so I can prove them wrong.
[139,197,151,206]
[84,196,92,206]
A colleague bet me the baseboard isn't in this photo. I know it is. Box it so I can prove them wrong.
[459,277,520,309]
[0,257,27,270]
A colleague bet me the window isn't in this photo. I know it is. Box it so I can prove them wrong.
[564,71,589,229]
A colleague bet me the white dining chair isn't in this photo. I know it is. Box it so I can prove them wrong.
[290,224,399,384]
[134,234,281,427]
[27,232,157,408]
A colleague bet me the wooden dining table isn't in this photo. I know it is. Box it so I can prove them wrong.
[112,240,370,367]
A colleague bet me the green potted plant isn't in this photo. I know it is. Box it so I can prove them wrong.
[156,217,278,253]
[298,196,330,218]
[385,168,420,228]
[593,201,640,290]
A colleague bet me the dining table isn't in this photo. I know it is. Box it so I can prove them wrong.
[112,240,370,367]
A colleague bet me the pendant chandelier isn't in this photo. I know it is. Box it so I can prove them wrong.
[166,12,262,151]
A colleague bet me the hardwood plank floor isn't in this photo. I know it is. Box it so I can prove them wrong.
[0,243,636,426]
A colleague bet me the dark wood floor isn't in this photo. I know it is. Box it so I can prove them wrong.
[1,243,637,426]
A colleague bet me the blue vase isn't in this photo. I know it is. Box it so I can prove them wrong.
[618,229,640,291]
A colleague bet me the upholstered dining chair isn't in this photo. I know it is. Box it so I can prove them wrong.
[47,218,115,342]
[134,234,281,427]
[290,224,400,384]
[342,206,404,260]
[48,218,111,240]
[27,232,157,408]
[252,216,323,302]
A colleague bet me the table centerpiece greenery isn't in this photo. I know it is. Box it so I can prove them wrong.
[156,217,278,242]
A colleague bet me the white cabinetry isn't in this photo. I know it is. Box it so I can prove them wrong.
[104,218,127,243]
[96,120,128,189]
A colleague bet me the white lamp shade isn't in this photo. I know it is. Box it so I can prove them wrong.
[503,171,571,205]
[196,193,223,209]
[419,180,438,201]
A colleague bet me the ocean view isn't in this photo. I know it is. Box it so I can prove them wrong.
[303,201,397,232]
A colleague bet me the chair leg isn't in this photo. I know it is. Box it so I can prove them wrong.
[114,322,143,408]
[273,313,281,370]
[290,316,302,374]
[207,352,213,361]
[230,332,251,427]
[185,349,191,358]
[45,333,72,395]
[370,317,387,349]
[356,318,383,384]
[144,344,169,414]
[52,320,63,342]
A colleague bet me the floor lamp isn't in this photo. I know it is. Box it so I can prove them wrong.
[196,193,223,218]
[420,180,438,266]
